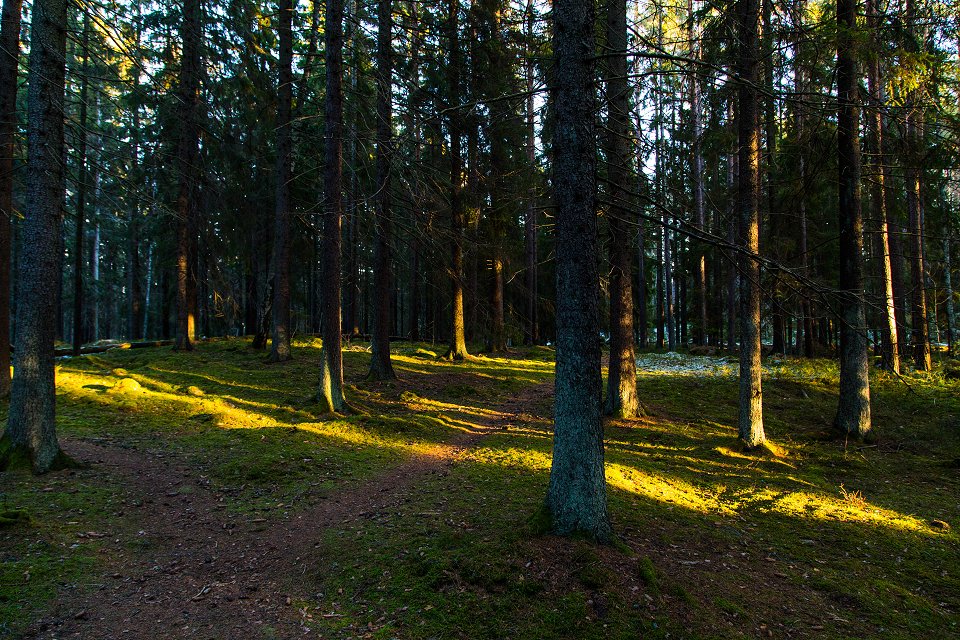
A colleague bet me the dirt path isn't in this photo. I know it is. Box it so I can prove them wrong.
[28,377,554,640]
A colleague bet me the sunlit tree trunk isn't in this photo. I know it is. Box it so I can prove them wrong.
[175,0,202,351]
[319,0,347,411]
[2,0,70,473]
[443,0,469,361]
[736,0,765,448]
[368,0,396,380]
[834,0,871,438]
[865,0,898,374]
[545,0,611,543]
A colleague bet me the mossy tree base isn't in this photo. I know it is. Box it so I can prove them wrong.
[0,434,81,474]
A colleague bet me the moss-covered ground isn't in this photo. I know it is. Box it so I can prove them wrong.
[1,338,958,639]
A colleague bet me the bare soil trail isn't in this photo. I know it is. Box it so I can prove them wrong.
[27,375,554,640]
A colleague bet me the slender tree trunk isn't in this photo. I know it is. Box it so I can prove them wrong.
[175,0,201,351]
[689,0,707,347]
[0,0,24,397]
[865,0,898,374]
[524,0,538,346]
[72,11,90,355]
[368,0,396,380]
[834,0,871,437]
[736,0,764,448]
[726,99,737,355]
[443,0,469,361]
[127,53,143,340]
[319,0,347,411]
[545,0,611,543]
[2,0,70,473]
[603,0,637,418]
[269,0,293,362]
[945,232,955,356]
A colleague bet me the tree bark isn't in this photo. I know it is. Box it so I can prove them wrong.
[865,0,898,374]
[269,0,293,362]
[545,0,612,543]
[689,0,707,347]
[175,0,201,351]
[0,0,23,397]
[319,0,347,411]
[2,0,70,473]
[736,0,765,448]
[524,0,538,346]
[442,0,469,361]
[368,0,396,380]
[834,0,871,438]
[602,0,637,418]
[72,10,90,355]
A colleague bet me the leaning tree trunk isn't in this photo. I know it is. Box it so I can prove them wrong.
[602,0,638,418]
[269,0,293,362]
[175,0,201,351]
[2,0,70,473]
[368,0,396,380]
[0,0,24,397]
[442,0,469,361]
[834,0,871,438]
[736,0,765,448]
[319,0,347,411]
[544,0,612,543]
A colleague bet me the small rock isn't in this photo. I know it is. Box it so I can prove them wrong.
[109,378,141,394]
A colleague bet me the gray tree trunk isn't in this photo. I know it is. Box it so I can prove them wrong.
[834,0,871,438]
[545,0,612,543]
[3,0,70,473]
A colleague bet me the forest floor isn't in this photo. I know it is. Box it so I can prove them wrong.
[1,338,959,639]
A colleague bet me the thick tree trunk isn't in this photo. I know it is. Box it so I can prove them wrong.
[602,0,637,418]
[319,0,347,411]
[736,0,765,448]
[368,0,396,380]
[175,0,201,351]
[269,0,293,362]
[443,0,469,361]
[834,0,871,438]
[2,0,70,473]
[544,0,612,543]
[0,0,23,397]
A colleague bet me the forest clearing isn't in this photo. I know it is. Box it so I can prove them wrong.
[1,340,958,639]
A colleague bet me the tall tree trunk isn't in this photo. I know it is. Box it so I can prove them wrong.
[2,0,70,473]
[603,0,637,418]
[72,10,90,355]
[269,0,293,362]
[368,0,396,380]
[127,47,143,341]
[736,0,765,448]
[763,0,785,356]
[524,0,538,346]
[834,0,871,437]
[726,98,737,355]
[689,0,707,347]
[319,0,347,411]
[0,0,24,397]
[443,0,469,361]
[545,0,611,543]
[175,0,201,351]
[945,232,955,356]
[866,0,898,374]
